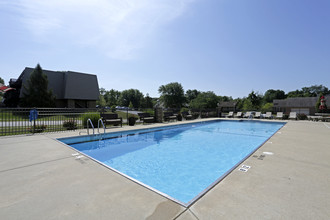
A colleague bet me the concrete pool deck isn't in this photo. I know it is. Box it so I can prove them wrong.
[0,119,329,219]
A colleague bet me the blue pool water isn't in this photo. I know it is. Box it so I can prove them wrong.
[61,120,284,205]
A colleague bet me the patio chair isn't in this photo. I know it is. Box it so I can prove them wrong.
[101,113,123,127]
[235,112,243,118]
[227,111,234,118]
[163,112,177,122]
[265,112,273,119]
[276,112,283,120]
[289,112,297,120]
[254,112,261,118]
[137,113,155,124]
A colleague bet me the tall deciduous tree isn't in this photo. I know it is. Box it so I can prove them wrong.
[119,89,144,108]
[96,95,106,107]
[264,89,286,103]
[20,64,56,107]
[189,91,219,109]
[243,91,263,110]
[158,82,185,108]
[185,89,200,103]
[141,93,154,108]
[287,85,329,97]
[104,89,121,107]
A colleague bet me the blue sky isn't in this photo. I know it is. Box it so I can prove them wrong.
[1,0,329,98]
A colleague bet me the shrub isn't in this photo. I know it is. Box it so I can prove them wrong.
[111,105,117,112]
[63,120,77,130]
[143,109,154,115]
[297,113,308,120]
[82,112,101,128]
[180,107,189,113]
[261,103,273,113]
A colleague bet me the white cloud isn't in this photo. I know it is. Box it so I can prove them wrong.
[14,0,196,59]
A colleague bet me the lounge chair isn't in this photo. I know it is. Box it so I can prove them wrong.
[227,111,234,118]
[235,112,243,118]
[254,112,261,118]
[265,112,273,119]
[276,112,283,120]
[289,112,297,120]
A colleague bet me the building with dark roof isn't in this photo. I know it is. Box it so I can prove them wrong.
[273,95,330,115]
[7,67,99,108]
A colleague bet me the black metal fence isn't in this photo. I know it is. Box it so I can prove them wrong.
[0,107,220,136]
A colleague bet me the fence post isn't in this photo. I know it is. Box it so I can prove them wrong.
[33,108,36,134]
[126,108,129,125]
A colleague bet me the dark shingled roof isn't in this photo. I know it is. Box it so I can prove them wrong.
[18,67,99,100]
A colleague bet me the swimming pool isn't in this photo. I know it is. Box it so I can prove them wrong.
[58,120,285,206]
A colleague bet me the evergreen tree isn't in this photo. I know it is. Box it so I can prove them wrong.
[20,64,56,107]
[144,93,154,108]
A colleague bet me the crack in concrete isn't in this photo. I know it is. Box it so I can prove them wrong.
[0,156,72,173]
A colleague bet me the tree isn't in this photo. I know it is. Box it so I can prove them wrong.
[128,101,134,109]
[96,95,106,107]
[249,91,262,108]
[141,93,153,108]
[20,64,56,107]
[243,91,263,110]
[158,82,185,108]
[242,98,253,111]
[261,102,273,112]
[119,89,144,108]
[104,89,121,107]
[264,89,286,103]
[99,87,106,96]
[287,85,329,97]
[189,91,219,109]
[185,89,200,103]
[218,96,233,102]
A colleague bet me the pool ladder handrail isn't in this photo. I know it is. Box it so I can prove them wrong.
[98,118,106,134]
[87,118,95,135]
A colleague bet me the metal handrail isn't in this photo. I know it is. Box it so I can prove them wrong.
[87,118,94,135]
[98,118,105,134]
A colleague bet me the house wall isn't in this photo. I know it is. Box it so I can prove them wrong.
[67,99,75,108]
[219,107,236,112]
[55,100,67,108]
[273,107,316,115]
[68,99,97,108]
[87,100,96,108]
